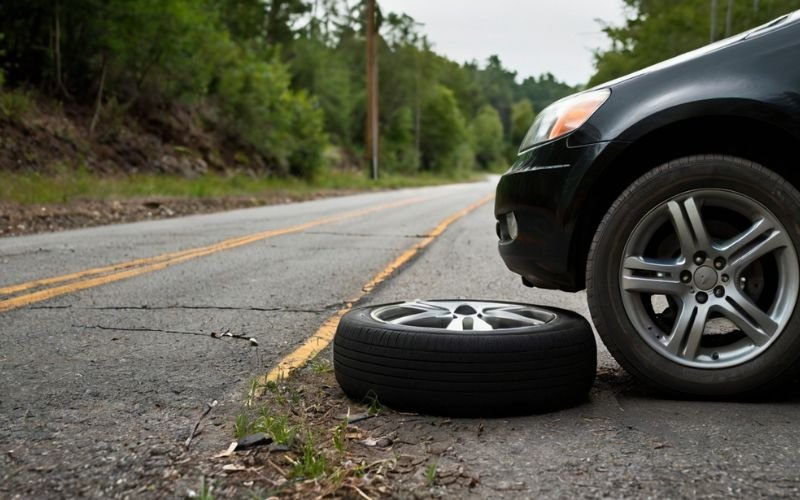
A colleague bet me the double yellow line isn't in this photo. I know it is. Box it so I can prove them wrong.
[0,196,430,313]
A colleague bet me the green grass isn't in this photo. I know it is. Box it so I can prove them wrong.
[291,432,328,480]
[425,461,438,486]
[198,477,214,500]
[0,167,484,205]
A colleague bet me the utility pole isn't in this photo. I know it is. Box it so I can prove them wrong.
[366,0,379,180]
[725,0,734,37]
[710,0,719,43]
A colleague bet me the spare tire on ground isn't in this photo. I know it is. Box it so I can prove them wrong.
[333,299,597,417]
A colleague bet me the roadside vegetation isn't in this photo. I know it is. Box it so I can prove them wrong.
[1,1,798,208]
[0,168,476,205]
[228,370,395,498]
[0,0,576,205]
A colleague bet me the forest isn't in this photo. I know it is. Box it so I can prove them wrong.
[0,0,798,181]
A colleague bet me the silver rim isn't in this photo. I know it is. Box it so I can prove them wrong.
[620,189,799,369]
[370,300,556,331]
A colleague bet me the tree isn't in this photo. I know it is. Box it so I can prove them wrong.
[420,84,469,172]
[469,105,504,169]
[511,99,536,148]
[590,0,800,87]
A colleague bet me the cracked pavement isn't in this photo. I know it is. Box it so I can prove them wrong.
[0,182,492,497]
[2,177,800,498]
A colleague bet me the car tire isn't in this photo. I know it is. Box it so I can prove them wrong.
[587,155,800,396]
[333,299,596,416]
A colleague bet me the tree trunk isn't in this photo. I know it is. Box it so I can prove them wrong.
[265,0,285,45]
[54,2,71,98]
[89,58,107,137]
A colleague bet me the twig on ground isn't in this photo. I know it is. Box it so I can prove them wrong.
[185,400,218,449]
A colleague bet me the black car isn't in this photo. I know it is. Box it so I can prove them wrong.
[496,11,800,396]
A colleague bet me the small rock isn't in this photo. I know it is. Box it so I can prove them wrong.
[149,445,171,456]
[235,432,272,450]
[428,442,451,455]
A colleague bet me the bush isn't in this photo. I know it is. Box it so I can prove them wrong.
[215,50,325,177]
[0,88,34,122]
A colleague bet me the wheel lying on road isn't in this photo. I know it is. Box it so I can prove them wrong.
[333,300,596,416]
[588,156,800,396]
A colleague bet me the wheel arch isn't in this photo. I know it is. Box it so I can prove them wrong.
[569,114,800,291]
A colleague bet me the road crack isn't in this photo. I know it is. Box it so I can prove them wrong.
[304,230,427,238]
[73,324,257,344]
[34,304,335,314]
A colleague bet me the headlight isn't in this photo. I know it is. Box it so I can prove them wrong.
[519,88,610,152]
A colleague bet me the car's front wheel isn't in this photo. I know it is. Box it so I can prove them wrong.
[587,155,800,396]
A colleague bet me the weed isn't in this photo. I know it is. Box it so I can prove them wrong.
[198,476,214,500]
[245,378,259,407]
[332,420,347,454]
[291,433,328,479]
[310,359,333,374]
[234,413,251,439]
[254,409,296,445]
[365,391,383,416]
[425,461,438,486]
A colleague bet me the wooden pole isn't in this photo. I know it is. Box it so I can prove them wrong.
[725,0,734,37]
[710,0,719,43]
[366,0,379,180]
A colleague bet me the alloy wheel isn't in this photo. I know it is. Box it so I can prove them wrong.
[370,299,556,331]
[620,189,799,369]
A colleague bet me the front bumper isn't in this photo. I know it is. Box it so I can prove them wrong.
[495,137,612,291]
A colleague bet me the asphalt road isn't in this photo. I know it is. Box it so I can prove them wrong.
[2,177,800,498]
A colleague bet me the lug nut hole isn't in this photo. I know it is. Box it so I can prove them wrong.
[694,252,707,265]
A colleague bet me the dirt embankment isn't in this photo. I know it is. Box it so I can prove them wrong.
[0,93,275,177]
[0,94,361,238]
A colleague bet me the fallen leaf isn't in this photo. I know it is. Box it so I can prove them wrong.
[214,441,238,459]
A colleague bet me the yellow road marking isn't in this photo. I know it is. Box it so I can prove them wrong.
[0,196,430,312]
[259,193,495,390]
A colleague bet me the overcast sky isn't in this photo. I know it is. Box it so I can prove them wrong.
[377,0,628,85]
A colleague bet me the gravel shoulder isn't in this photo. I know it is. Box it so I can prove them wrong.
[0,190,362,238]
